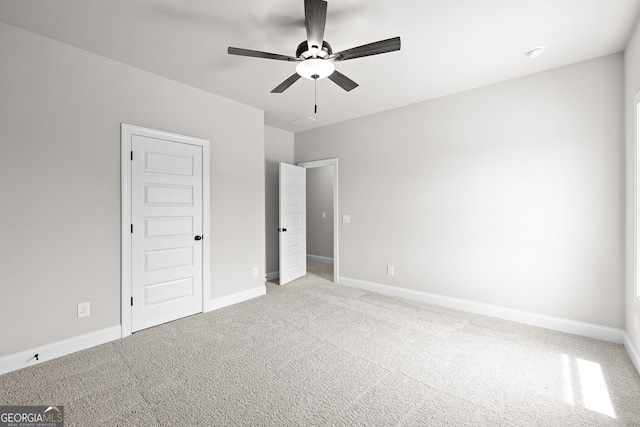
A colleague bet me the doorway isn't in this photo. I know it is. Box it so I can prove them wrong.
[298,158,339,283]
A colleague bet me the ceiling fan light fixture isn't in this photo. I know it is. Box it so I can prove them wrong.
[296,59,335,80]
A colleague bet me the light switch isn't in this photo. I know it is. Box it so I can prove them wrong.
[322,212,327,219]
[343,215,351,224]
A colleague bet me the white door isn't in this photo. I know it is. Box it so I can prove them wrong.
[279,163,306,285]
[131,135,203,332]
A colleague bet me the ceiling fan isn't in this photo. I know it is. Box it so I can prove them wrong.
[227,0,401,94]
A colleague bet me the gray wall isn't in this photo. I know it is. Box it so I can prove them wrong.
[264,126,294,276]
[307,166,334,259]
[625,19,640,356]
[0,22,265,357]
[295,53,624,328]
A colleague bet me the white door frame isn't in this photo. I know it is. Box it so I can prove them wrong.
[297,158,339,283]
[121,123,211,338]
[635,90,640,308]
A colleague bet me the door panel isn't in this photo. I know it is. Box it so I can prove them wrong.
[132,135,203,332]
[279,163,306,285]
[145,184,194,205]
[145,277,194,306]
[144,247,193,271]
[145,217,193,238]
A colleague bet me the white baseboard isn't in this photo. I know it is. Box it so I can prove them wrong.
[209,285,266,311]
[0,284,267,376]
[307,254,334,264]
[623,332,640,375]
[266,271,279,281]
[0,325,121,376]
[338,276,624,344]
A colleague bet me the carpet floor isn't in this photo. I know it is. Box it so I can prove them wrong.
[1,261,639,426]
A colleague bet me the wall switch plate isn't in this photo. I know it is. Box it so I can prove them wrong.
[253,267,259,277]
[78,302,90,318]
[343,215,351,224]
[387,265,394,276]
[322,212,327,219]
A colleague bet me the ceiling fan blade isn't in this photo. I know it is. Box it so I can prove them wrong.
[328,70,358,92]
[305,0,328,52]
[332,36,401,61]
[271,73,302,93]
[228,47,298,62]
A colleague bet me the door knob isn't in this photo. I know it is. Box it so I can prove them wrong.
[278,228,287,232]
[194,235,202,241]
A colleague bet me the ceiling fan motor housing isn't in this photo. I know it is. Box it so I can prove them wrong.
[296,40,333,59]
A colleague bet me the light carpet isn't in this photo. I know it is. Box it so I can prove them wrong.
[1,261,639,426]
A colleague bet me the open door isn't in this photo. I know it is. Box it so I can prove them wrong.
[279,162,306,285]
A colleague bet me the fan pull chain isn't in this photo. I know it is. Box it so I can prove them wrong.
[312,74,319,114]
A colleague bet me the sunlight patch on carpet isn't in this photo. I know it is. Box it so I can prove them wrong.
[577,358,616,418]
[561,353,616,419]
[561,353,574,405]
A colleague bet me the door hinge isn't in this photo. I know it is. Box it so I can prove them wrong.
[130,151,133,161]
[131,224,133,233]
[131,297,133,306]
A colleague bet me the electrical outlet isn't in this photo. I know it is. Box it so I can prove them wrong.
[78,302,90,318]
[253,267,259,277]
[343,215,351,224]
[387,265,394,276]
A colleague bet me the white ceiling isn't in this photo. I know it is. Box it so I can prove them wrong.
[1,0,639,132]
